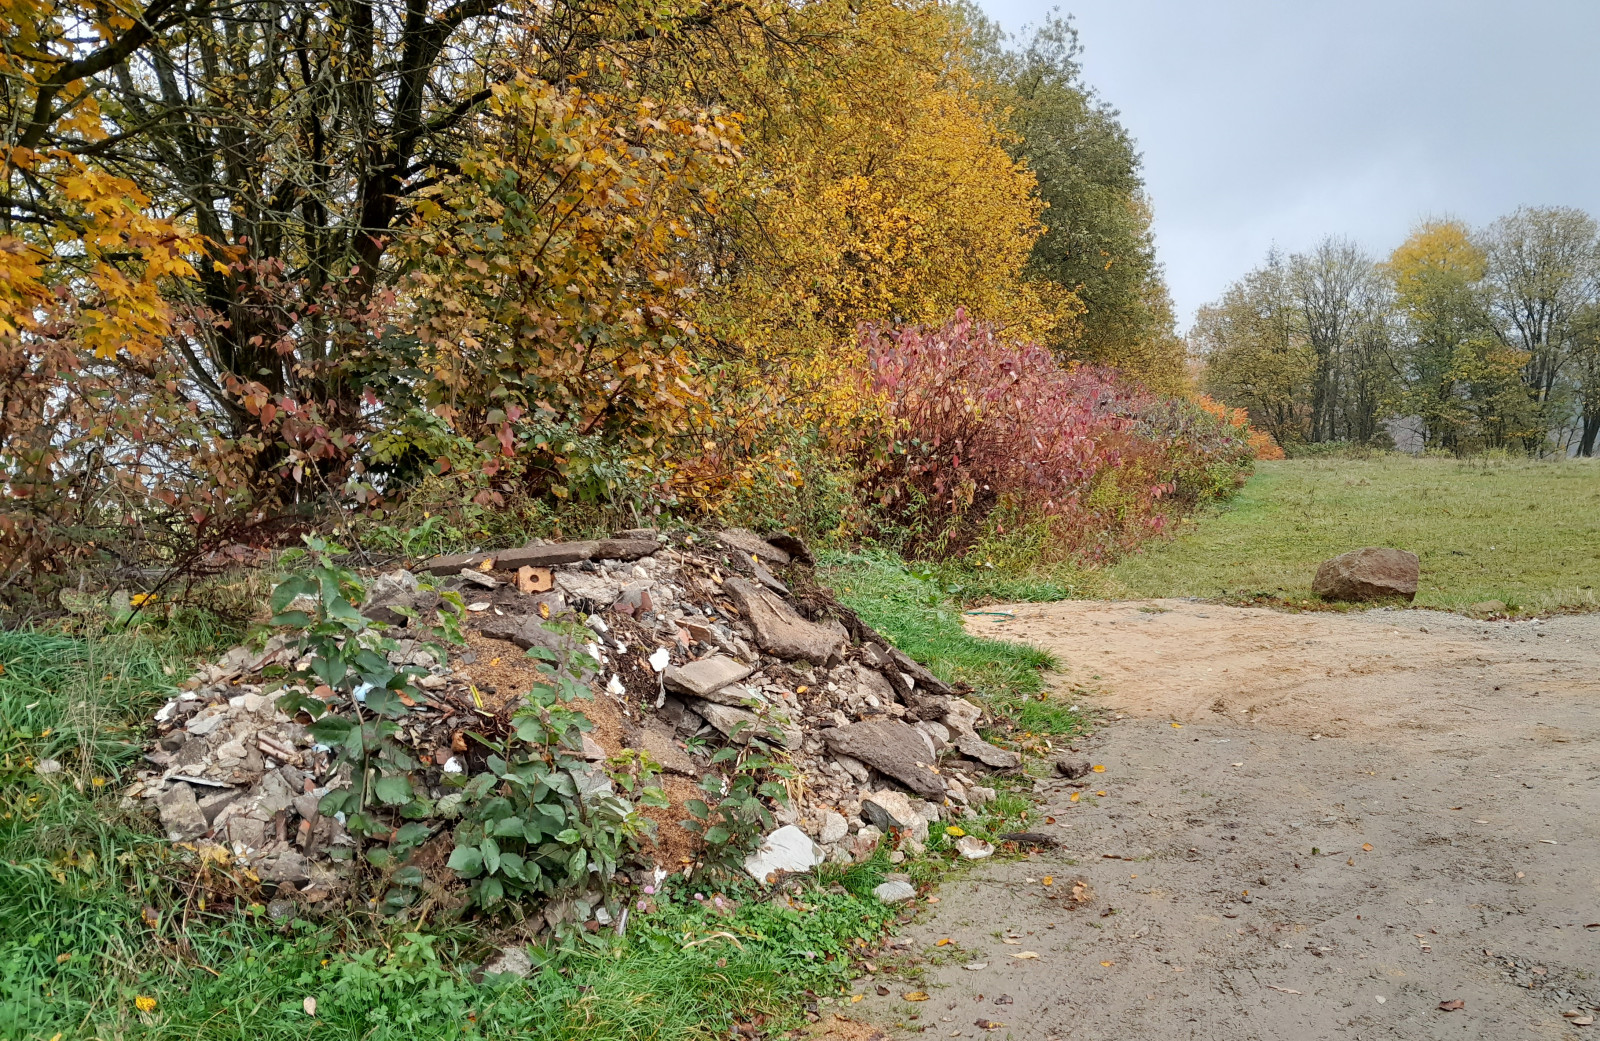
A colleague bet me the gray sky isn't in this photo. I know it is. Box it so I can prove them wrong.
[977,0,1600,329]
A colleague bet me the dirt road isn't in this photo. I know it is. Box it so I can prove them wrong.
[853,600,1600,1040]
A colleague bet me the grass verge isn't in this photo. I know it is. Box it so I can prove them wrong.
[1102,455,1600,614]
[821,550,1084,736]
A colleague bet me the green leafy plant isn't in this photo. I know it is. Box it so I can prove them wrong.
[446,646,667,913]
[269,537,460,908]
[682,740,794,875]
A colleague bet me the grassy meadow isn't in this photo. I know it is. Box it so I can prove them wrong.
[1103,455,1600,614]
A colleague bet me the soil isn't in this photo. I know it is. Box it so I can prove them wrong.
[853,599,1600,1040]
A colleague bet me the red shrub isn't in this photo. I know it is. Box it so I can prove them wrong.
[857,312,1254,560]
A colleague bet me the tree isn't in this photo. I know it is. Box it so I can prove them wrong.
[1288,237,1392,443]
[1480,206,1600,451]
[960,6,1183,391]
[1193,251,1313,446]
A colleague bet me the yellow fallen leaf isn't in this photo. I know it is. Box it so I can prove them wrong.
[1170,722,1183,729]
[946,826,966,837]
[797,685,808,694]
[1100,960,1113,967]
[490,657,502,667]
[1362,843,1373,852]
[1012,951,1039,959]
[1042,876,1053,886]
[135,995,157,1013]
[1097,791,1107,796]
[903,991,929,1002]
[936,938,952,946]
[851,995,862,1003]
[478,558,494,571]
[1069,792,1080,803]
[1092,764,1105,772]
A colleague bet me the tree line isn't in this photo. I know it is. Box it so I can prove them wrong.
[0,0,1188,588]
[1194,207,1600,455]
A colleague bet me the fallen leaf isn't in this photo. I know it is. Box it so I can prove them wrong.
[1266,986,1301,994]
[904,992,929,1002]
[1232,762,1244,767]
[1012,951,1039,960]
[1100,960,1113,967]
[303,997,317,1016]
[964,962,988,971]
[1362,843,1373,852]
[135,995,157,1014]
[1045,816,1056,824]
[1438,1000,1464,1011]
[876,985,890,996]
[1001,938,1021,945]
[974,1019,1005,1030]
[1093,764,1106,772]
[936,938,952,946]
[477,558,494,571]
[1042,876,1053,886]
[851,994,862,1003]
[1573,1017,1595,1026]
[1539,839,1558,845]
[946,826,966,837]
[1069,793,1080,803]
[993,994,1013,1005]
[1096,791,1107,796]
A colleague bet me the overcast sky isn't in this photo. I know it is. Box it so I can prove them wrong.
[976,0,1600,330]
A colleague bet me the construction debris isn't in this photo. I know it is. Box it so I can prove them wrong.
[133,528,1026,904]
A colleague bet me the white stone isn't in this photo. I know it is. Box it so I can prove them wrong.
[743,824,824,883]
[819,811,849,844]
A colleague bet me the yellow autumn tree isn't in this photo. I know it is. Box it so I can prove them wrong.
[664,0,1078,515]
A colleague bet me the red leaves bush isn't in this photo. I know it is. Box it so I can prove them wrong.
[858,311,1256,561]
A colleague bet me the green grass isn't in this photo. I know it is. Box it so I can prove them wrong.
[821,551,1083,735]
[1102,455,1600,614]
[0,624,912,1040]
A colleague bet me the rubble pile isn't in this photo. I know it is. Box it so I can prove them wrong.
[132,528,1024,894]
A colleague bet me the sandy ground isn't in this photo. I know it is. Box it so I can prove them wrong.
[851,599,1600,1040]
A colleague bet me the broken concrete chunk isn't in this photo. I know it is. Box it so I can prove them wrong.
[724,577,844,664]
[861,790,930,842]
[761,532,814,566]
[581,733,607,761]
[743,824,824,883]
[694,682,767,708]
[481,946,535,978]
[943,698,983,733]
[476,613,577,656]
[890,647,953,695]
[818,811,849,845]
[637,724,699,776]
[459,569,498,589]
[663,655,753,698]
[156,783,210,841]
[914,720,951,752]
[553,571,625,607]
[953,728,1021,769]
[822,720,947,798]
[593,538,660,562]
[1054,756,1092,779]
[256,850,312,883]
[872,879,917,903]
[750,559,789,596]
[418,551,490,576]
[687,698,780,746]
[715,528,791,565]
[493,542,598,569]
